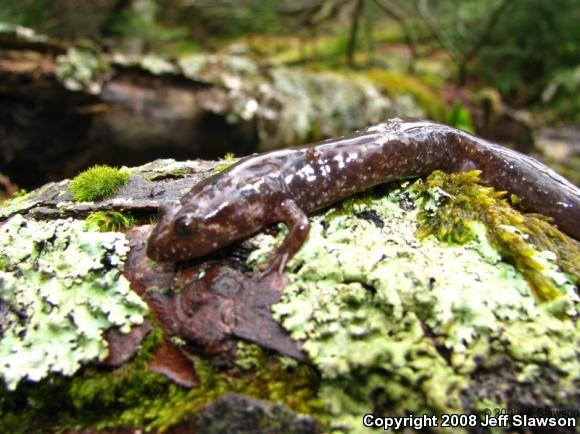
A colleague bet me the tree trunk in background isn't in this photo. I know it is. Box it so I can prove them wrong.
[346,0,364,67]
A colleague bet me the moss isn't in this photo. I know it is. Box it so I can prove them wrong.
[168,167,192,177]
[366,69,447,120]
[0,327,164,433]
[0,215,147,391]
[0,331,322,432]
[10,189,28,199]
[214,152,237,172]
[235,342,266,371]
[85,211,136,232]
[251,180,579,433]
[412,170,579,301]
[70,165,129,202]
[170,53,423,149]
[2,174,577,432]
[324,190,376,219]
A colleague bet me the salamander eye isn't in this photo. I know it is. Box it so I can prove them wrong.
[174,214,197,235]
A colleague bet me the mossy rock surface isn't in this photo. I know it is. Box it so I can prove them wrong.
[0,160,578,433]
[252,176,578,433]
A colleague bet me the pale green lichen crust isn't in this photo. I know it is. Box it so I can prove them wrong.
[56,46,111,94]
[0,23,48,43]
[0,215,147,390]
[0,182,59,219]
[249,181,579,433]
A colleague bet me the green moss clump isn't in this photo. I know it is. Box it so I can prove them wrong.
[0,330,322,433]
[214,152,237,172]
[325,190,376,219]
[413,170,579,301]
[10,189,28,199]
[70,165,129,202]
[85,211,136,232]
[168,167,191,177]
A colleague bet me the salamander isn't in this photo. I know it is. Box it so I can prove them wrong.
[147,118,580,270]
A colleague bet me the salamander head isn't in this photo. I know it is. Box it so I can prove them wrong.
[146,188,264,262]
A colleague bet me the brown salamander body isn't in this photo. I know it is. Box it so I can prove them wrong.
[147,118,580,269]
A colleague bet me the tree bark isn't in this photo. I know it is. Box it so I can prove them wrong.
[346,0,364,67]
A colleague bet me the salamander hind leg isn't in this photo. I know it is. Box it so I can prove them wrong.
[260,199,310,274]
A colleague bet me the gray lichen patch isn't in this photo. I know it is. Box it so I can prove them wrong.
[0,159,219,222]
[249,183,579,432]
[262,69,393,148]
[179,53,260,85]
[0,215,148,390]
[56,46,111,94]
[0,182,65,219]
[0,22,49,43]
[253,68,426,151]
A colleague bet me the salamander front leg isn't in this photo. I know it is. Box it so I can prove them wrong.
[262,199,310,274]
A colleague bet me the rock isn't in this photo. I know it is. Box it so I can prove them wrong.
[535,127,580,163]
[0,153,578,433]
[0,25,423,190]
[196,393,322,434]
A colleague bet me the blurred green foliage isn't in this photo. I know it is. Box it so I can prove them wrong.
[466,0,580,100]
[446,103,474,133]
[0,0,578,121]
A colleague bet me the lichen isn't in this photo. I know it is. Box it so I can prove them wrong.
[70,165,129,202]
[139,55,177,76]
[412,170,580,301]
[0,210,320,431]
[0,23,48,43]
[235,342,266,371]
[85,211,136,232]
[56,46,111,94]
[0,215,148,391]
[177,53,424,150]
[0,331,322,432]
[2,174,577,432]
[249,180,579,433]
[264,68,394,146]
[0,182,56,219]
[178,53,259,85]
